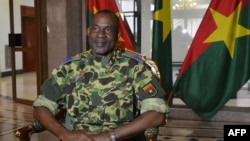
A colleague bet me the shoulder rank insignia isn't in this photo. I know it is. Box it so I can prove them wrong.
[142,82,157,97]
[123,48,146,63]
[63,54,81,64]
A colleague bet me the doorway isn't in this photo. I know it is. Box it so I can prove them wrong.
[9,1,40,105]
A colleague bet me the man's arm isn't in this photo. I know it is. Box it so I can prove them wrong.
[33,106,67,138]
[88,110,165,141]
[112,110,165,140]
[33,106,95,141]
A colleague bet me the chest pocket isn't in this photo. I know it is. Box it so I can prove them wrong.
[99,89,134,122]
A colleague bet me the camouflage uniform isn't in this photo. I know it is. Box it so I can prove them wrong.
[33,48,168,134]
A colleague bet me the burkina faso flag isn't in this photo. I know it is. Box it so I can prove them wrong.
[173,0,250,120]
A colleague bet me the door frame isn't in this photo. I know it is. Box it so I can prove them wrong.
[9,0,47,105]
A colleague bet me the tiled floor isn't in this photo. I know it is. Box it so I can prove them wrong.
[0,72,37,101]
[1,72,250,141]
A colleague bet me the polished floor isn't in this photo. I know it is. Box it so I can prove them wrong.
[1,72,250,141]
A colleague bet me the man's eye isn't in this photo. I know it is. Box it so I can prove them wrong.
[105,28,113,33]
[91,27,100,32]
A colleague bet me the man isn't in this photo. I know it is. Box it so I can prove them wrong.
[33,10,168,141]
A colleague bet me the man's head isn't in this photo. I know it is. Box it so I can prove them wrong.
[88,10,119,57]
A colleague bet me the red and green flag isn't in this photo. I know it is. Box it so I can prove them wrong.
[152,0,173,99]
[87,0,135,51]
[173,0,250,120]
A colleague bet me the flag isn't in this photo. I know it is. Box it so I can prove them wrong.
[87,0,135,51]
[173,0,250,120]
[152,0,173,99]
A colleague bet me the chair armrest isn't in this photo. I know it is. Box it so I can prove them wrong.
[146,133,157,141]
[15,124,34,141]
[145,128,158,141]
[15,120,47,141]
[15,109,66,141]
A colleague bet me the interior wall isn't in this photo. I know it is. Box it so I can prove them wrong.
[46,0,83,75]
[0,0,10,75]
[141,0,153,58]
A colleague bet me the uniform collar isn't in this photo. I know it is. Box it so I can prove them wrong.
[87,48,123,67]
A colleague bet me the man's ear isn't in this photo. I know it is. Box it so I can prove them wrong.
[87,27,90,36]
[117,32,121,39]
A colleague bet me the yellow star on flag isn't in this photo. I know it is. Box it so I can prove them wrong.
[154,1,171,42]
[204,2,250,59]
[93,6,98,14]
[93,6,120,17]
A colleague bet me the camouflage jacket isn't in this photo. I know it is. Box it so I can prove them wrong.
[46,48,166,133]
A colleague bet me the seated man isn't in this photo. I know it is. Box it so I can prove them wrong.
[33,9,168,141]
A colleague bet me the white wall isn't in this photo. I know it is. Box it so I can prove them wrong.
[0,0,10,74]
[0,0,34,75]
[141,0,154,58]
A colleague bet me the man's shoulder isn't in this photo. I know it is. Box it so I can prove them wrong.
[119,48,160,80]
[63,51,90,64]
[121,48,146,64]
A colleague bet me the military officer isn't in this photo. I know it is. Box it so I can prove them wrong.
[33,9,168,141]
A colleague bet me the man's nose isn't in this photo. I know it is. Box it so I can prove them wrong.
[97,29,106,37]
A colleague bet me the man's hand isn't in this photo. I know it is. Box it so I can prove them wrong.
[88,132,110,141]
[61,131,111,141]
[60,131,95,141]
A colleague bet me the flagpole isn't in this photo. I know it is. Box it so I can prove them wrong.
[115,0,124,21]
[167,90,174,105]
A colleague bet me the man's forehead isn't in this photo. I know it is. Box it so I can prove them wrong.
[92,22,114,27]
[92,18,115,27]
[93,13,115,23]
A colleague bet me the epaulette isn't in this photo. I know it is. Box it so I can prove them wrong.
[123,48,146,63]
[63,53,81,64]
[123,48,161,82]
[63,50,91,64]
